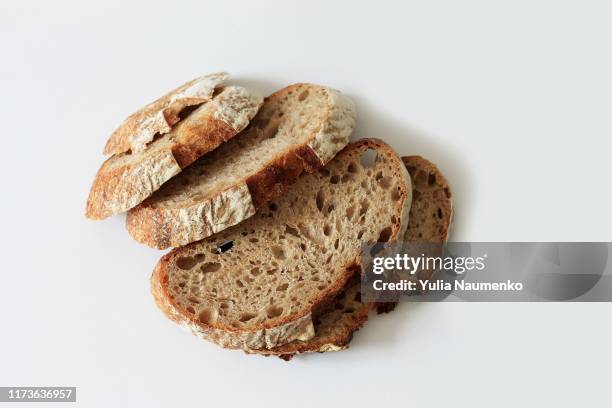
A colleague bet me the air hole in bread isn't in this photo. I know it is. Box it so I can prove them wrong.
[285,225,300,237]
[323,224,332,236]
[186,306,195,314]
[348,162,358,173]
[176,257,197,270]
[316,190,325,211]
[375,171,383,181]
[343,307,356,314]
[198,308,218,324]
[317,284,327,290]
[236,280,244,287]
[239,312,257,323]
[357,230,365,239]
[269,202,278,211]
[319,168,330,177]
[200,262,221,273]
[298,90,309,101]
[428,173,436,185]
[249,237,259,243]
[250,267,262,276]
[266,305,283,319]
[334,239,339,250]
[277,283,289,291]
[272,246,286,260]
[378,226,393,242]
[359,200,369,216]
[444,187,451,198]
[360,149,378,167]
[346,205,356,220]
[378,176,393,189]
[188,296,200,304]
[330,174,340,184]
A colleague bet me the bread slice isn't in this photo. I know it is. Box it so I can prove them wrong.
[104,72,229,156]
[86,85,263,219]
[127,83,356,249]
[150,139,411,350]
[401,155,453,243]
[253,155,453,359]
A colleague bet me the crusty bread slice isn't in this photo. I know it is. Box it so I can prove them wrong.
[253,155,453,359]
[86,85,263,219]
[104,72,229,156]
[402,155,453,243]
[150,139,411,351]
[127,83,356,249]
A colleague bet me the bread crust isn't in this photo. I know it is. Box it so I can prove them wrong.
[103,72,228,156]
[149,139,412,351]
[126,84,356,248]
[86,86,262,220]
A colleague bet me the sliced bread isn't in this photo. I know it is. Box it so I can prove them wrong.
[253,155,453,359]
[86,84,263,220]
[104,72,229,156]
[127,83,356,249]
[150,139,411,350]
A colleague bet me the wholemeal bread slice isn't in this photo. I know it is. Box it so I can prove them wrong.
[104,72,229,156]
[401,155,453,243]
[127,83,356,249]
[252,155,453,359]
[86,83,263,220]
[373,155,454,312]
[150,139,411,351]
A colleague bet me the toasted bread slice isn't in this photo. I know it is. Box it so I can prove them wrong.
[150,139,411,351]
[86,85,263,219]
[254,155,453,359]
[127,83,356,249]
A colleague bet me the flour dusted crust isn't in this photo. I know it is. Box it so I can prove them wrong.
[104,72,229,155]
[126,184,257,250]
[149,139,412,352]
[126,84,356,248]
[86,85,263,220]
[307,89,356,163]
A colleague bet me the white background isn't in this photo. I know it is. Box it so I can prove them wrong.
[1,1,611,407]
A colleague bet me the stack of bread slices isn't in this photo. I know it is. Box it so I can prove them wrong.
[87,73,453,360]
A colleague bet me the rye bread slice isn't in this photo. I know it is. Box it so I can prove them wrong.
[86,85,263,220]
[104,72,229,156]
[127,83,356,249]
[255,155,453,359]
[150,139,411,351]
